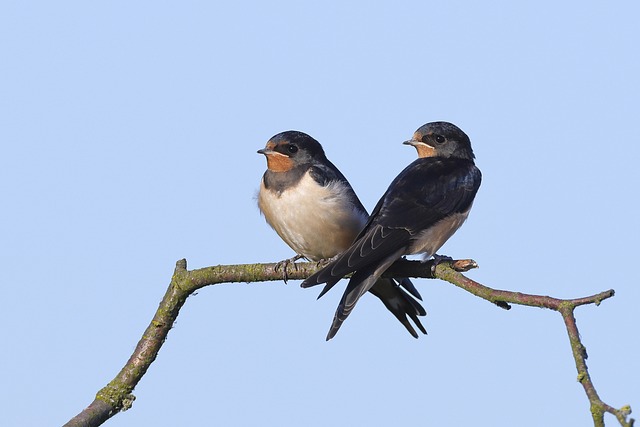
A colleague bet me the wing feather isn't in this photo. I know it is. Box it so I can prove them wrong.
[303,158,480,288]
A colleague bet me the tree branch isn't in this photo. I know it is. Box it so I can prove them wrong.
[433,263,633,427]
[63,259,634,427]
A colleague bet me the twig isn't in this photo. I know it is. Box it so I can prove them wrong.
[63,259,633,427]
[434,263,633,427]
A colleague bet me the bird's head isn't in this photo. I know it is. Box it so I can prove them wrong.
[258,131,326,172]
[403,121,475,161]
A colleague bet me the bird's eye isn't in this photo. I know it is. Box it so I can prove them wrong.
[435,135,446,144]
[287,144,298,154]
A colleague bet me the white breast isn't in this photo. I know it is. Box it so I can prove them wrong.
[258,172,368,261]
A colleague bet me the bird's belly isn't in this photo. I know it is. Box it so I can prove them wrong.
[258,175,367,261]
[407,210,470,258]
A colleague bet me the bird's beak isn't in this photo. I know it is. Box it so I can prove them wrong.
[403,139,434,149]
[403,139,435,158]
[258,147,290,159]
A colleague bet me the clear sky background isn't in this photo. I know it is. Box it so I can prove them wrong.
[1,2,638,426]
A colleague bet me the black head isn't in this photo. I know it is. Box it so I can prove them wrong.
[258,131,327,172]
[403,121,475,161]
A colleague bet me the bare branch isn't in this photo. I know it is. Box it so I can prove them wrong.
[63,259,634,427]
[433,263,633,427]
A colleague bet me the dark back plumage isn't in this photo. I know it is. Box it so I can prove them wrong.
[301,121,482,340]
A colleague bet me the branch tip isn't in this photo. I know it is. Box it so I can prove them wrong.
[452,259,478,272]
[121,394,136,411]
[175,259,187,272]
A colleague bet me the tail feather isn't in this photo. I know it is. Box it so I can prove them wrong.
[316,277,341,299]
[325,265,382,340]
[408,311,427,336]
[326,250,404,340]
[396,277,423,301]
[370,278,427,337]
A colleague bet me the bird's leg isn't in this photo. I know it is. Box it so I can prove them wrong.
[430,253,454,274]
[274,254,305,283]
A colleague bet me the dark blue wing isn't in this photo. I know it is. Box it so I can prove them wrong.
[302,157,481,289]
[362,157,481,237]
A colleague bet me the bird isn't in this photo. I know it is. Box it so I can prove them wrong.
[302,121,482,340]
[257,130,427,339]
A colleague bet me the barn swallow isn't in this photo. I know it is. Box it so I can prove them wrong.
[302,121,482,340]
[257,131,427,338]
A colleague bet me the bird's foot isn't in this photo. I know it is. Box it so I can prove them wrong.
[315,254,339,269]
[430,254,454,274]
[274,254,304,283]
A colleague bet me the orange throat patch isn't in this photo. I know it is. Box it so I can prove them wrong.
[265,153,294,172]
[414,144,436,158]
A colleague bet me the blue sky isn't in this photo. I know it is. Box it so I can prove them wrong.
[1,2,638,426]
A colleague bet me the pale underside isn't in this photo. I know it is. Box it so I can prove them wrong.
[258,171,368,261]
[408,209,471,259]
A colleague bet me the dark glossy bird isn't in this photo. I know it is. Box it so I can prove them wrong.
[302,121,482,340]
[257,131,427,338]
